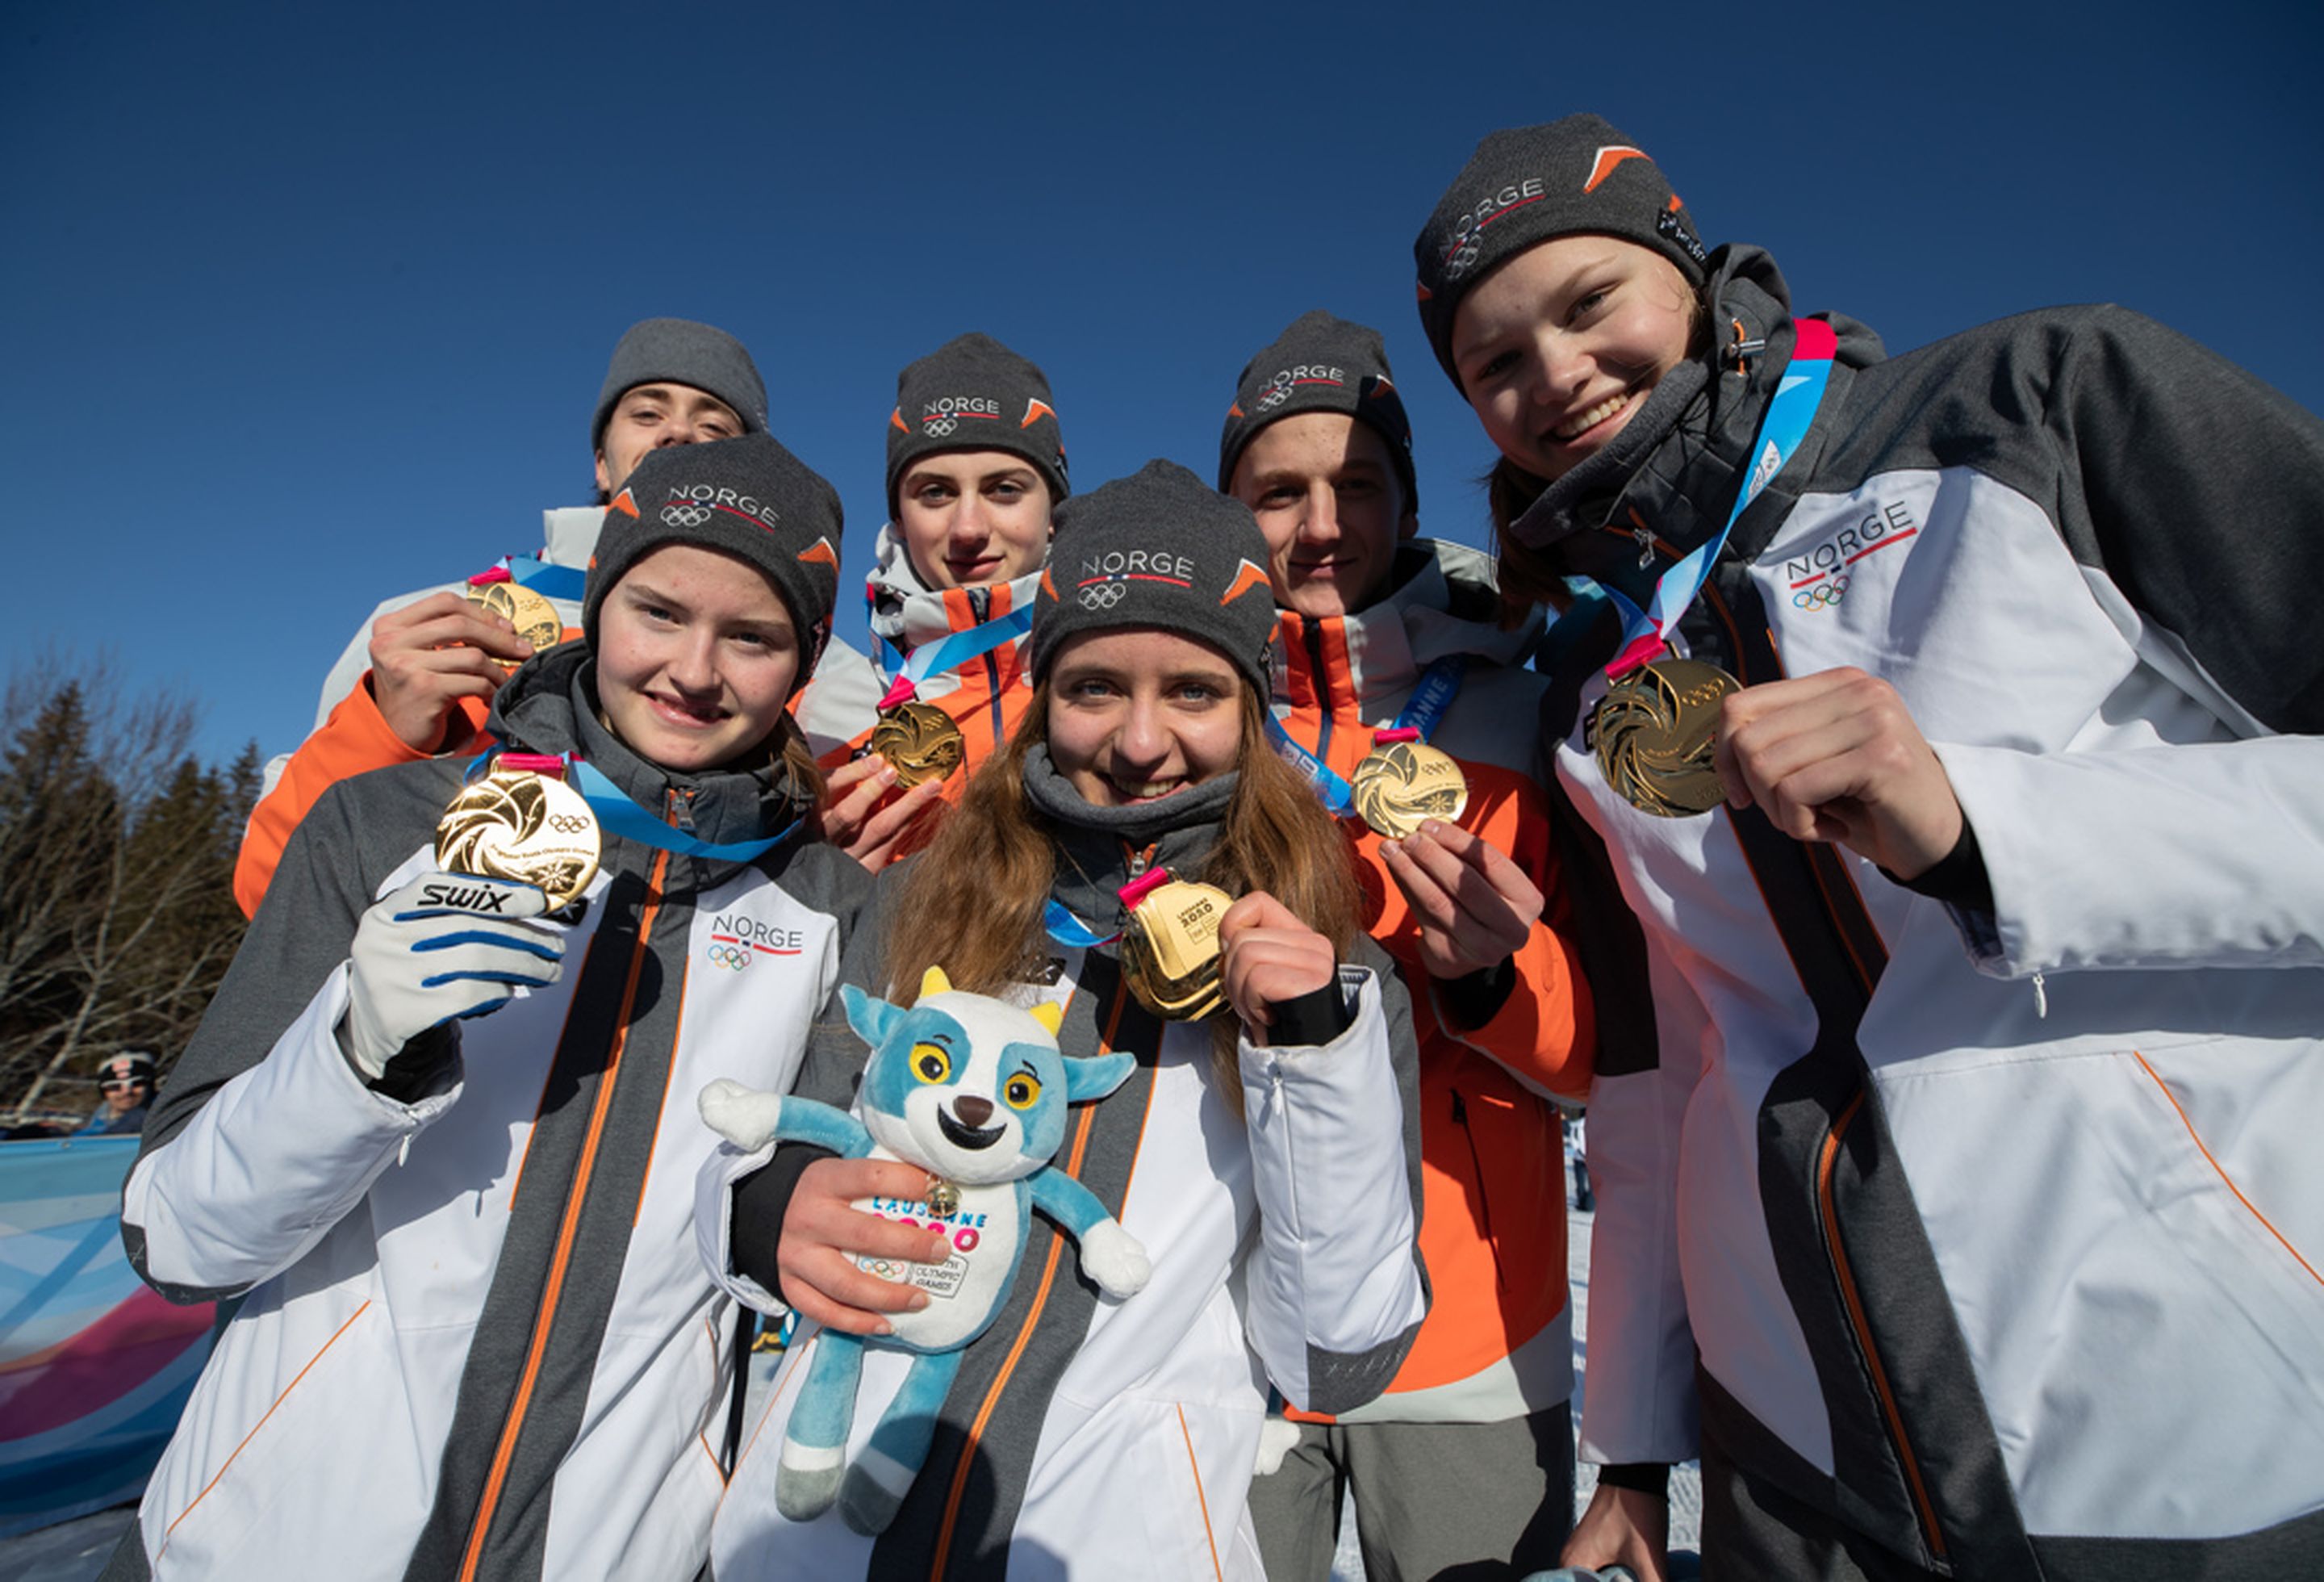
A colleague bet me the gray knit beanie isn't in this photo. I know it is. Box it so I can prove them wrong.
[1414,115,1709,389]
[591,318,770,448]
[885,333,1070,516]
[585,434,843,689]
[1217,310,1417,508]
[1031,460,1277,695]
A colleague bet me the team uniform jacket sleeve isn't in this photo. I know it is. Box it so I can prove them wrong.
[1931,308,2324,978]
[1239,953,1430,1417]
[127,780,454,1304]
[235,677,492,918]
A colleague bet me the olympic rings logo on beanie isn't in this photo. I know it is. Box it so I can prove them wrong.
[1217,310,1417,509]
[583,433,845,693]
[1031,460,1277,697]
[885,333,1071,516]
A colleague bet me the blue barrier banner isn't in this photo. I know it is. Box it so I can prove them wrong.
[0,1136,215,1537]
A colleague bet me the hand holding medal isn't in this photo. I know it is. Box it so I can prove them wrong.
[368,591,539,752]
[464,567,567,664]
[1378,821,1545,981]
[1710,667,1964,880]
[819,754,950,873]
[1215,891,1339,1044]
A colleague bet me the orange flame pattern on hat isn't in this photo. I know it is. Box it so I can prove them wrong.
[1583,145,1648,193]
[1220,559,1271,607]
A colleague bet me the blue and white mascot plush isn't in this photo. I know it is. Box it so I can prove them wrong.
[698,967,1150,1534]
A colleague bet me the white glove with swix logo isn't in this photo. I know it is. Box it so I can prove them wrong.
[338,870,567,1082]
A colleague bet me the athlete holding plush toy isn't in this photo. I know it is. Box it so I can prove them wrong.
[696,461,1430,1580]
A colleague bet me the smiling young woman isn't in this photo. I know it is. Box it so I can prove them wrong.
[115,434,867,1580]
[700,461,1430,1580]
[1414,111,2324,1580]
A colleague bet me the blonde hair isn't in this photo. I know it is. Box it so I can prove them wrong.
[882,683,1359,1111]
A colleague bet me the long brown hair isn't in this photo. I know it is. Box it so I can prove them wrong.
[883,680,1360,1109]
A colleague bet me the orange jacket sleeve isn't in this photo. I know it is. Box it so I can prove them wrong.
[1410,766,1598,1102]
[234,679,494,918]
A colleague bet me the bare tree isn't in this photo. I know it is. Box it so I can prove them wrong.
[1,652,242,1123]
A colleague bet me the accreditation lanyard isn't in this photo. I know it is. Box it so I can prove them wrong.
[1264,655,1467,818]
[1582,318,1837,680]
[470,751,799,861]
[468,555,587,603]
[867,585,1033,711]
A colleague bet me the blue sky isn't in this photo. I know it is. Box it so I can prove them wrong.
[4,0,2318,768]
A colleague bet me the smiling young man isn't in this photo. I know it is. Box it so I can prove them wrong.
[1223,310,1597,1581]
[817,333,1070,869]
[235,318,880,914]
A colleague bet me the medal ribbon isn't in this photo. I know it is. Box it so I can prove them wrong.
[1041,867,1178,950]
[1593,318,1837,679]
[1264,655,1469,817]
[466,751,800,861]
[868,588,1034,711]
[470,556,588,603]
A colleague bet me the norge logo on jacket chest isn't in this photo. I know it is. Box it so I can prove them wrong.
[678,871,838,1092]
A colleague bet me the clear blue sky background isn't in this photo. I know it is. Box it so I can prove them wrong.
[5,0,2318,769]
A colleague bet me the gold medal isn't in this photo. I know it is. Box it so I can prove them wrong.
[1350,739,1469,839]
[867,701,968,788]
[1590,658,1740,817]
[434,763,601,908]
[466,580,565,667]
[1119,877,1233,1022]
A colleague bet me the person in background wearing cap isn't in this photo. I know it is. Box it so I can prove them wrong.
[234,316,880,915]
[816,333,1070,870]
[111,435,874,1580]
[1219,311,1595,1580]
[1413,113,2324,1579]
[696,461,1428,1578]
[78,1050,157,1135]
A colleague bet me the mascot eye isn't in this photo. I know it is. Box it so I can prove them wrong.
[1004,1074,1041,1110]
[911,1044,952,1083]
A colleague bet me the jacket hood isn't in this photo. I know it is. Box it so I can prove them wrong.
[487,641,815,852]
[1274,538,1543,714]
[866,521,1044,653]
[1507,245,1884,569]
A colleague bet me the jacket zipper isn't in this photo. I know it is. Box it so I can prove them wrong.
[926,974,1130,1578]
[1449,1089,1506,1292]
[456,843,671,1581]
[1820,1094,1946,1563]
[1699,577,1939,1557]
[1302,622,1335,764]
[968,587,1005,748]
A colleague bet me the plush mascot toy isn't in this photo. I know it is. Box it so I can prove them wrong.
[699,967,1150,1534]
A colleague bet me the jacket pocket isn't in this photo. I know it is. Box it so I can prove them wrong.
[152,1297,398,1575]
[1121,1395,1264,1581]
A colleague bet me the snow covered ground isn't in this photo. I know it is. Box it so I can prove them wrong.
[0,1208,1695,1580]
